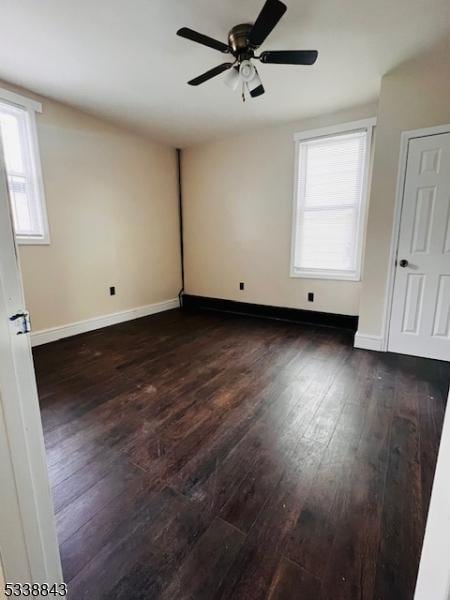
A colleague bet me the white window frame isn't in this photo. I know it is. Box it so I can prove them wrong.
[290,118,376,281]
[0,88,49,245]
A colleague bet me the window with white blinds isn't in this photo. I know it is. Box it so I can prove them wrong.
[291,120,374,280]
[0,91,49,244]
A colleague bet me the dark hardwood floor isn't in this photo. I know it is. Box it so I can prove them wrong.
[33,308,449,600]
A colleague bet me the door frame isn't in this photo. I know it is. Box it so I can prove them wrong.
[0,140,62,584]
[414,388,450,599]
[381,123,450,352]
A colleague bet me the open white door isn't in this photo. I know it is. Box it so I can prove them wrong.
[0,140,62,586]
[389,132,450,361]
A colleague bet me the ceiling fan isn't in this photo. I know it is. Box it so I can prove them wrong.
[177,0,318,101]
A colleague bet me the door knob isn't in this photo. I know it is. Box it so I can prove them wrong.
[399,259,409,268]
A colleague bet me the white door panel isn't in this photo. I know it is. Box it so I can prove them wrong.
[432,276,450,338]
[0,134,62,584]
[389,133,450,360]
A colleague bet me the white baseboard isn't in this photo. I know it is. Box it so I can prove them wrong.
[31,298,180,347]
[354,332,385,352]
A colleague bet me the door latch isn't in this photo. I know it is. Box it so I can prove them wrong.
[9,311,32,335]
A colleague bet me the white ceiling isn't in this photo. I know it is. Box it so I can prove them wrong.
[1,0,449,147]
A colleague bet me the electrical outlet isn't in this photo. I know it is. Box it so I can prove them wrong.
[308,292,314,302]
[110,286,116,296]
[239,282,245,291]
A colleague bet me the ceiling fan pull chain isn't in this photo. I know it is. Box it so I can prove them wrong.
[242,81,246,103]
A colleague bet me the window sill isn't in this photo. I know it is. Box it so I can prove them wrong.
[16,236,50,246]
[290,268,361,282]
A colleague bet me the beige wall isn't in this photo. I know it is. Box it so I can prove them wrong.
[358,39,450,336]
[1,83,181,332]
[182,103,377,316]
[5,37,448,334]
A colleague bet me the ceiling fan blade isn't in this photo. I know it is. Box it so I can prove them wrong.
[259,50,318,65]
[248,0,287,48]
[188,63,234,86]
[249,83,265,98]
[249,67,265,98]
[177,27,230,53]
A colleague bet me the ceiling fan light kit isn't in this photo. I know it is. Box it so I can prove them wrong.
[177,0,318,101]
[239,60,256,82]
[247,71,265,98]
[223,66,240,91]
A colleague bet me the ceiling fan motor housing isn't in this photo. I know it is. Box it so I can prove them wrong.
[228,24,256,57]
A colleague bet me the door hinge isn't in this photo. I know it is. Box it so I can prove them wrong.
[9,311,32,335]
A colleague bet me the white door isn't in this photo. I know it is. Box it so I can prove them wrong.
[0,142,62,585]
[389,132,450,361]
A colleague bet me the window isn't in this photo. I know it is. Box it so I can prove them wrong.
[291,119,375,280]
[0,89,49,244]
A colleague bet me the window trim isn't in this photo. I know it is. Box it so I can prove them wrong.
[0,88,50,245]
[290,118,376,281]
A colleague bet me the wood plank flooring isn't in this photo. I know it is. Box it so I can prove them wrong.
[33,308,450,600]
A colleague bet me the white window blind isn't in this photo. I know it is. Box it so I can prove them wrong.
[291,123,373,280]
[0,94,48,244]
